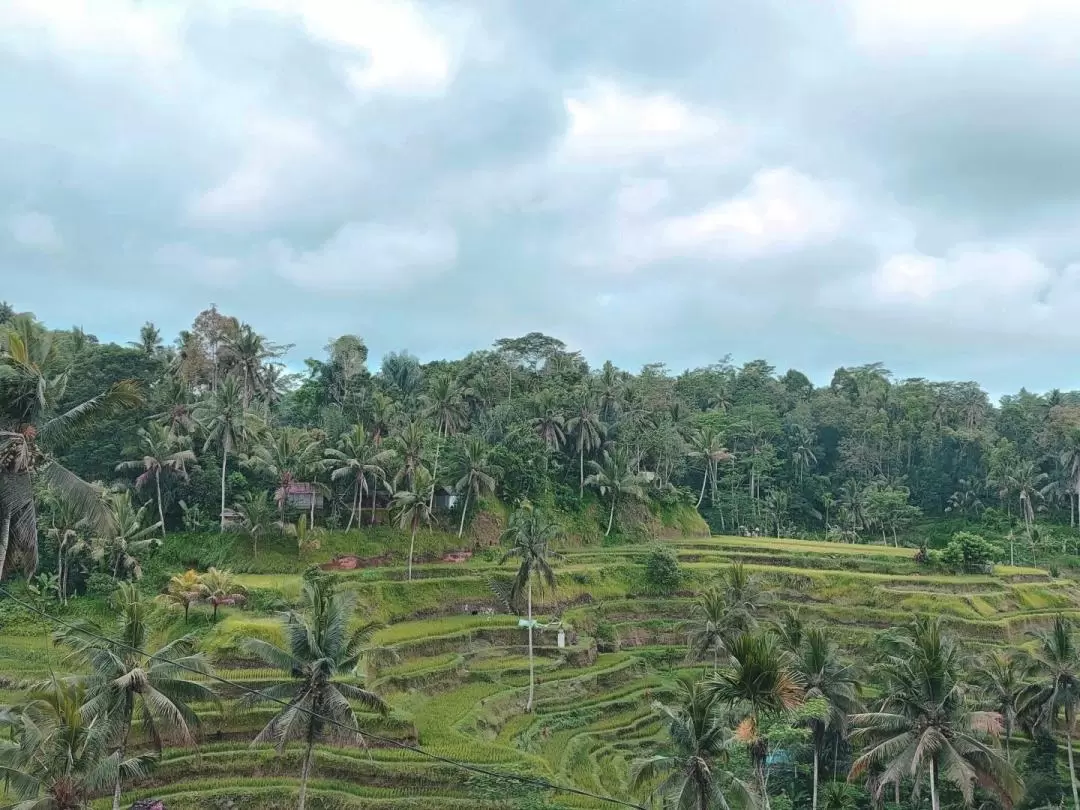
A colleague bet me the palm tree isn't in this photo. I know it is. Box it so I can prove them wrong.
[1027,615,1080,810]
[45,493,89,605]
[158,569,207,623]
[391,466,434,581]
[501,508,560,713]
[566,392,605,499]
[422,372,468,509]
[685,588,733,672]
[531,391,566,450]
[200,567,247,622]
[59,583,217,810]
[129,321,162,356]
[368,390,396,447]
[1062,431,1080,530]
[115,422,195,539]
[222,323,285,406]
[234,490,275,557]
[585,446,646,537]
[0,680,153,810]
[246,427,323,529]
[789,425,818,483]
[324,425,393,531]
[1008,459,1048,537]
[796,628,861,810]
[242,577,387,810]
[972,652,1030,767]
[849,617,1020,810]
[707,632,806,810]
[389,420,426,490]
[451,436,500,538]
[194,375,260,531]
[79,491,162,581]
[687,426,731,510]
[0,316,142,580]
[720,563,768,635]
[630,676,751,810]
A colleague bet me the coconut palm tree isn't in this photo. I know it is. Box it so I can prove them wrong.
[234,490,275,558]
[59,583,217,810]
[451,436,500,538]
[530,391,566,450]
[368,390,396,448]
[1062,431,1080,530]
[115,423,194,539]
[630,676,752,810]
[566,392,605,499]
[685,588,734,673]
[1026,615,1080,810]
[422,373,468,509]
[389,420,427,490]
[158,569,207,624]
[0,316,141,580]
[245,427,323,529]
[0,680,153,810]
[193,375,260,531]
[849,617,1019,810]
[974,651,1030,762]
[501,508,561,713]
[129,322,162,357]
[324,425,392,531]
[75,491,161,581]
[200,567,247,622]
[222,323,286,406]
[242,577,387,810]
[44,493,89,605]
[585,446,647,537]
[795,628,861,810]
[707,632,806,810]
[687,426,732,510]
[391,465,434,581]
[720,563,768,635]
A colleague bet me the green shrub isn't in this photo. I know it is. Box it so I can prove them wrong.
[85,572,118,598]
[941,532,1002,573]
[642,546,681,595]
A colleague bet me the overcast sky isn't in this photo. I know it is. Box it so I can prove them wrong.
[4,0,1080,394]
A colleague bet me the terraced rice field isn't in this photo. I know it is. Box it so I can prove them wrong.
[3,534,1077,809]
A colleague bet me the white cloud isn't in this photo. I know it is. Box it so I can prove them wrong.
[154,243,246,287]
[558,80,737,164]
[8,212,61,251]
[272,221,458,292]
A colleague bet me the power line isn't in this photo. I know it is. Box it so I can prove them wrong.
[0,587,647,810]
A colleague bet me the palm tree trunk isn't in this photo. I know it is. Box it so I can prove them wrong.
[812,745,819,810]
[156,469,167,539]
[370,479,377,526]
[219,448,228,531]
[346,480,358,533]
[929,758,940,810]
[605,495,616,536]
[757,756,770,810]
[579,445,584,499]
[697,467,708,508]
[458,487,471,538]
[429,429,442,510]
[298,738,315,810]
[1068,719,1080,810]
[526,577,535,712]
[408,522,417,581]
[309,490,316,528]
[111,699,133,810]
[1,509,16,582]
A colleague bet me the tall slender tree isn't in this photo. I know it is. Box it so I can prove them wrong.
[324,425,392,531]
[391,465,434,581]
[585,446,646,537]
[194,375,259,531]
[566,392,605,499]
[1027,615,1080,810]
[450,436,500,538]
[115,422,194,539]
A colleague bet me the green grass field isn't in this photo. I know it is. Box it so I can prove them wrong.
[2,532,1075,809]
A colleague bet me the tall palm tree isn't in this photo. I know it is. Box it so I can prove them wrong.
[0,316,141,580]
[129,321,162,357]
[585,446,646,537]
[849,617,1019,810]
[242,578,387,810]
[44,493,89,605]
[630,676,751,810]
[451,436,500,538]
[0,680,152,810]
[422,373,468,509]
[500,508,560,713]
[59,583,217,810]
[1008,459,1048,537]
[566,392,605,499]
[368,391,396,448]
[246,427,323,529]
[79,491,162,581]
[720,563,768,635]
[530,391,566,450]
[788,425,818,484]
[1062,431,1080,530]
[194,375,260,531]
[1026,615,1080,810]
[389,420,426,490]
[115,422,194,539]
[796,628,861,810]
[391,465,434,580]
[234,490,275,557]
[687,426,731,510]
[222,323,285,406]
[974,651,1029,763]
[707,632,806,810]
[324,425,392,531]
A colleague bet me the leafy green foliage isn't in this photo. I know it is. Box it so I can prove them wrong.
[641,546,681,595]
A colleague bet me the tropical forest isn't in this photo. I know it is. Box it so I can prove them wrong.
[6,301,1080,810]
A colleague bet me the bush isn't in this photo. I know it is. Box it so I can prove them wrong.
[642,546,681,595]
[85,572,118,598]
[941,531,1002,573]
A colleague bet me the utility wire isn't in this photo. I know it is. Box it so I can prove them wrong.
[0,586,647,810]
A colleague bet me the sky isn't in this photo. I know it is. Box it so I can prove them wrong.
[4,0,1080,394]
